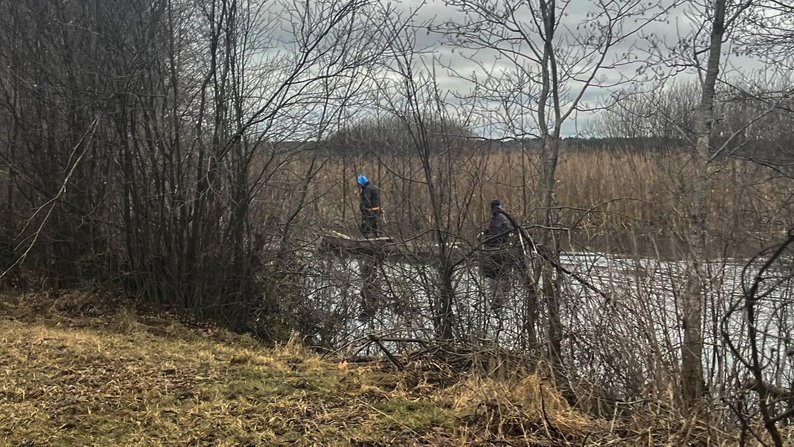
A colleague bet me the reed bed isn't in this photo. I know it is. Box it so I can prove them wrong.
[252,147,794,258]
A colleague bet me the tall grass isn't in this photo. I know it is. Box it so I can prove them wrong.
[252,147,793,258]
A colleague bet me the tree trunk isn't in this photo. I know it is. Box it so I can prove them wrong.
[681,0,726,410]
[542,134,563,365]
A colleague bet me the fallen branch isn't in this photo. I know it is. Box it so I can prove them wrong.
[368,334,404,370]
[742,379,793,400]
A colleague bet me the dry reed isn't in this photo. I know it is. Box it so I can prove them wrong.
[252,148,793,258]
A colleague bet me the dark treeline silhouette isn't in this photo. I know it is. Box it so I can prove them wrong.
[323,116,475,155]
[590,81,794,164]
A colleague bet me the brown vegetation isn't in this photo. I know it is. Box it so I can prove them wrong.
[2,290,790,446]
[260,147,794,258]
[0,0,792,440]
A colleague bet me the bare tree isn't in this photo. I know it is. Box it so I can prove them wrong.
[655,0,794,409]
[739,0,794,69]
[372,4,470,340]
[440,0,676,372]
[0,0,389,329]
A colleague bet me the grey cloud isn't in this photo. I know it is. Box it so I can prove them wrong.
[395,0,777,136]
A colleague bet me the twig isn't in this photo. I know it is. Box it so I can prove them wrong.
[500,209,611,303]
[368,334,404,370]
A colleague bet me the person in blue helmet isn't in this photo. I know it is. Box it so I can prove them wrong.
[357,174,381,237]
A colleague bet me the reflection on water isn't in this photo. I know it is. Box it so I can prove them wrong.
[299,250,793,393]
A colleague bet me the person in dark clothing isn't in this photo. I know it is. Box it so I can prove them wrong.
[357,174,381,237]
[356,174,382,321]
[482,199,513,247]
[480,200,515,309]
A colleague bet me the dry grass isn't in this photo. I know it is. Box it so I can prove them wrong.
[0,291,460,446]
[253,148,794,258]
[0,290,789,446]
[0,291,522,445]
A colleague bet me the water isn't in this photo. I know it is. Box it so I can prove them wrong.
[299,249,794,397]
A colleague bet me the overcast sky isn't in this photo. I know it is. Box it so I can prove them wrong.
[261,0,789,139]
[378,0,785,138]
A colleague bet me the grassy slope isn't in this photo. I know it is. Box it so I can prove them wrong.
[1,291,773,446]
[0,293,476,446]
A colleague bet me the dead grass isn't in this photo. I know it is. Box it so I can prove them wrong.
[253,148,794,258]
[0,290,788,446]
[0,291,456,446]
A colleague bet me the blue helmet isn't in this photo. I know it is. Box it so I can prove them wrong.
[357,175,368,186]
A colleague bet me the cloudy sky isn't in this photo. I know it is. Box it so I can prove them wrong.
[261,0,788,139]
[378,0,782,138]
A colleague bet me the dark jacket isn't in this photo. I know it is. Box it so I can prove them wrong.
[359,182,380,215]
[483,211,513,246]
